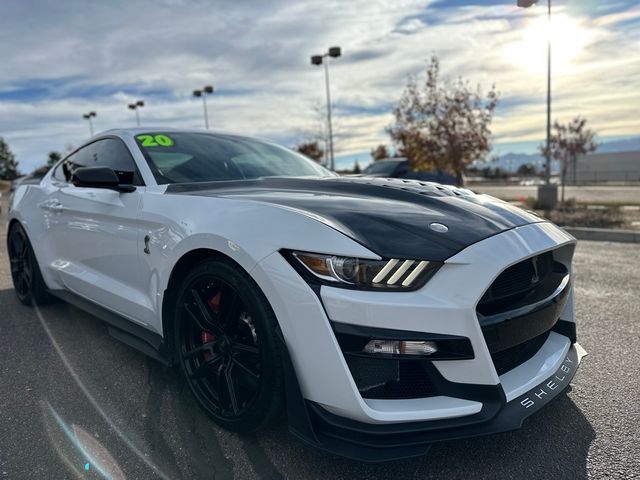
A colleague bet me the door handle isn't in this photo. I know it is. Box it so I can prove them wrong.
[39,200,64,212]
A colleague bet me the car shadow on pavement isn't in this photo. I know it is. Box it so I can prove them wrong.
[253,391,595,479]
[1,292,282,479]
[0,289,595,480]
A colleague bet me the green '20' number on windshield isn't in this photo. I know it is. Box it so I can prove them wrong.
[137,134,174,147]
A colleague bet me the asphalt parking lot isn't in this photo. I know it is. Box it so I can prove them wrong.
[1,204,639,479]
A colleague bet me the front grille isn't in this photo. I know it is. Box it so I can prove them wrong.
[345,356,438,399]
[478,252,554,316]
[491,331,550,375]
[477,249,570,375]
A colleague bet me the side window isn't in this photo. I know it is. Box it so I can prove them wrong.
[53,144,98,183]
[52,139,142,186]
[53,152,79,183]
[52,157,67,182]
[73,142,99,170]
[92,139,142,185]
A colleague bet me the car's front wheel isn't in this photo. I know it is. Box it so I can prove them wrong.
[172,257,285,432]
[7,223,52,306]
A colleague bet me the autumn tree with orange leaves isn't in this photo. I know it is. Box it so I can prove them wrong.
[295,140,324,163]
[387,56,499,185]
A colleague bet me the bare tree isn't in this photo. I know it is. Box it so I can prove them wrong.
[371,144,390,161]
[542,116,597,206]
[387,56,499,185]
[296,101,341,167]
[295,141,324,163]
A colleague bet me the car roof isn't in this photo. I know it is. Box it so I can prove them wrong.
[375,158,407,163]
[99,127,245,138]
[89,128,280,147]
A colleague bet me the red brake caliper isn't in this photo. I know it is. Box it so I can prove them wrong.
[201,290,221,359]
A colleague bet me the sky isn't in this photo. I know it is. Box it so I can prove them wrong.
[0,0,639,173]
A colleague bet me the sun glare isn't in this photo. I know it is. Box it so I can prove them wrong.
[505,13,593,75]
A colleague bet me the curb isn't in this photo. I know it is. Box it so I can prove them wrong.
[561,226,640,243]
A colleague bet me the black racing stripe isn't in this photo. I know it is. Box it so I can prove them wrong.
[165,177,543,261]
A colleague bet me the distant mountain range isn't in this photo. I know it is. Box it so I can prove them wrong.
[596,137,640,153]
[473,136,640,173]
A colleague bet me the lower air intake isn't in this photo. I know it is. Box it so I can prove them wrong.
[491,331,551,376]
[345,356,438,399]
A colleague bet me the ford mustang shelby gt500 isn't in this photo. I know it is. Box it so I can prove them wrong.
[8,129,585,461]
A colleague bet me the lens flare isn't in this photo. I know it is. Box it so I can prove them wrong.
[505,12,594,75]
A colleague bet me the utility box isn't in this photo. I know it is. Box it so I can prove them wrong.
[537,184,558,210]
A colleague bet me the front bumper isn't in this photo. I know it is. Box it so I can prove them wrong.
[293,342,585,462]
[251,222,582,461]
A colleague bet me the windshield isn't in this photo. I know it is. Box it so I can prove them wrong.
[362,160,403,175]
[135,132,333,184]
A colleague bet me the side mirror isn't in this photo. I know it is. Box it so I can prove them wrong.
[72,167,135,192]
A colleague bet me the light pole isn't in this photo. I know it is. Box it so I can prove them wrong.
[193,85,214,129]
[517,0,557,208]
[311,46,341,171]
[82,111,97,136]
[128,100,145,126]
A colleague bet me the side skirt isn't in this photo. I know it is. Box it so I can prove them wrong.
[48,289,173,366]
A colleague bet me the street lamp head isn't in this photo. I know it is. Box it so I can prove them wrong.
[89,111,96,117]
[311,55,323,66]
[193,89,202,97]
[83,114,90,119]
[328,46,341,58]
[136,100,145,107]
[517,0,538,7]
[204,85,214,94]
[128,103,136,110]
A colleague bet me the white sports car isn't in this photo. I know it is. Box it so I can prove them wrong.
[7,128,585,461]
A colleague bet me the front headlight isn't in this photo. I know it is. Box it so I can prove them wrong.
[284,251,441,290]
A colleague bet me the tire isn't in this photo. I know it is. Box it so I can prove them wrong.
[172,257,285,432]
[7,223,52,306]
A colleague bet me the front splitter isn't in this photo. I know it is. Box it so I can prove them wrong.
[290,343,586,463]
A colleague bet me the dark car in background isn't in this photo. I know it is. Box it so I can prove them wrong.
[362,158,458,185]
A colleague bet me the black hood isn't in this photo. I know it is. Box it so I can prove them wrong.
[166,177,543,261]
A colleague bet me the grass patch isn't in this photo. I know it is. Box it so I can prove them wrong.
[506,197,636,229]
[540,206,627,229]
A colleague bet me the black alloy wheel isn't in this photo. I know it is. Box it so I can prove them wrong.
[7,223,51,306]
[173,258,285,432]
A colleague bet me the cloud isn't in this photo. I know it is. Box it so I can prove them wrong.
[394,18,425,34]
[0,0,638,172]
[593,5,640,26]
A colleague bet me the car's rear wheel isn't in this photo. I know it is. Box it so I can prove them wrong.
[7,223,52,306]
[173,257,285,432]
